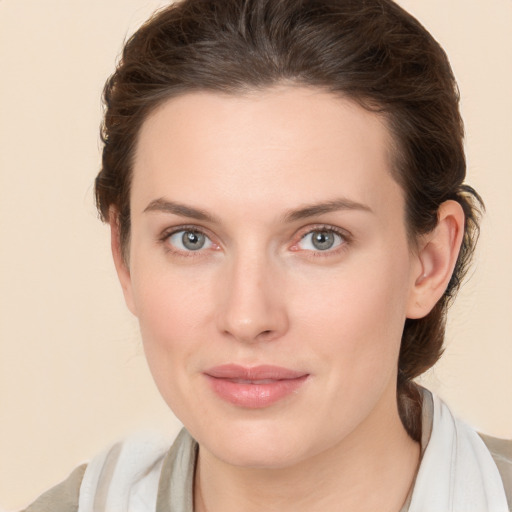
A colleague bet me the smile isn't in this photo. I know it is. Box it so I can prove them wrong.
[204,364,309,408]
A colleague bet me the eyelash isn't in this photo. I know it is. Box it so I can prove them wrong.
[158,224,352,258]
[292,224,351,258]
[159,225,218,258]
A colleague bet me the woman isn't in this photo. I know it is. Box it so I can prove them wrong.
[24,0,511,511]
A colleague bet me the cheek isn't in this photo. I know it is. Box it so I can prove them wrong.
[131,265,214,384]
[285,256,411,440]
[292,250,411,379]
[132,254,213,331]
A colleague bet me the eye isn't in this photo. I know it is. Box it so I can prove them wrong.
[167,230,214,252]
[297,229,345,251]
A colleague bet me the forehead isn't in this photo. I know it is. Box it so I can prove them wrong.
[131,86,403,223]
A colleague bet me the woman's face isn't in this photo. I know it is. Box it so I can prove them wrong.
[120,86,423,468]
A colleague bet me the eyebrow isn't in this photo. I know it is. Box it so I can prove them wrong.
[282,198,373,222]
[143,198,219,223]
[143,197,373,223]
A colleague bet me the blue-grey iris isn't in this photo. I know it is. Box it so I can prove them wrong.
[182,231,206,250]
[311,231,335,250]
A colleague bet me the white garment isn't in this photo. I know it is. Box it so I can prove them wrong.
[78,431,169,512]
[408,394,508,512]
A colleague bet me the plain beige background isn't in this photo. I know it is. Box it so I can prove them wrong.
[0,1,511,510]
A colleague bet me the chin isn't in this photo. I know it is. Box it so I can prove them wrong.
[211,440,304,469]
[192,416,321,469]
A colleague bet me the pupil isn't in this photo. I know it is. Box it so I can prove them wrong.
[182,231,205,250]
[312,231,334,250]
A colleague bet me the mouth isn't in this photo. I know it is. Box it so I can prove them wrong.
[204,364,309,408]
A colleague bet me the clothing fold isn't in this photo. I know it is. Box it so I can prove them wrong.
[407,392,508,512]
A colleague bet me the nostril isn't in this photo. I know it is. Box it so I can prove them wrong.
[258,330,275,340]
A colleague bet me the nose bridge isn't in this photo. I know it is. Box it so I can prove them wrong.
[217,245,288,343]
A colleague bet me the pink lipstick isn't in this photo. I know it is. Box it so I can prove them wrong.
[204,364,309,408]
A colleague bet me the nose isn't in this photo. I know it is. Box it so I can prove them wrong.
[216,252,289,344]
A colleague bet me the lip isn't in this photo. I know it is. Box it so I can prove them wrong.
[204,364,309,408]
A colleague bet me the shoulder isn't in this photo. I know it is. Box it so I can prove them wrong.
[22,464,87,512]
[479,433,512,511]
[479,433,512,463]
[22,430,192,512]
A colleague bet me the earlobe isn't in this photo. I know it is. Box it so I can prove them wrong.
[406,200,465,319]
[110,210,138,316]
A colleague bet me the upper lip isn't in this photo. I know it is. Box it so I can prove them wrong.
[205,364,308,381]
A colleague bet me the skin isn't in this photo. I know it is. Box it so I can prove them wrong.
[112,86,464,512]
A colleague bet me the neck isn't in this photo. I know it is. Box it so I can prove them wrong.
[194,387,420,512]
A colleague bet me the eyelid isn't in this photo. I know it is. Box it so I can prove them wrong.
[159,224,220,255]
[158,223,352,257]
[290,224,352,254]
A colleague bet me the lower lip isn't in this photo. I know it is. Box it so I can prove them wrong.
[205,375,309,408]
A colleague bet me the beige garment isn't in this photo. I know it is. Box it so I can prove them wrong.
[22,464,87,512]
[24,392,512,512]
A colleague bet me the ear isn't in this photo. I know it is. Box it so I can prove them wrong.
[406,200,465,319]
[110,210,138,316]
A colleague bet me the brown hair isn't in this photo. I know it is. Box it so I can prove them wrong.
[95,0,483,441]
